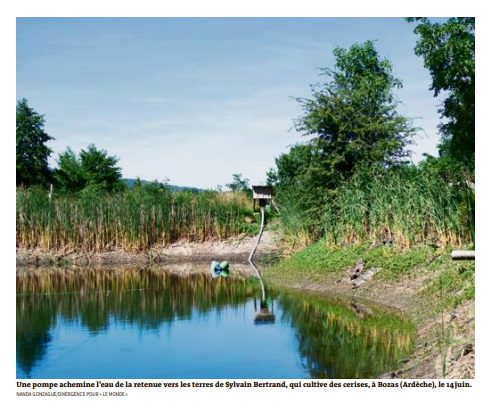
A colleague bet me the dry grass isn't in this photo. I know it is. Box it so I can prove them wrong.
[16,187,255,252]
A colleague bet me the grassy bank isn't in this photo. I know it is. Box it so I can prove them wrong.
[263,241,475,378]
[266,241,474,305]
[16,187,258,252]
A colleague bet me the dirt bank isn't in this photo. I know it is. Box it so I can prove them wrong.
[15,231,280,267]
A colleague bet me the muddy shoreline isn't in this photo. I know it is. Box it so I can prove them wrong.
[15,231,280,267]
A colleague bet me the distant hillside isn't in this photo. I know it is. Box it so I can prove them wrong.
[123,178,203,192]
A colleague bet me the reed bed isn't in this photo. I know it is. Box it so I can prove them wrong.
[16,187,254,251]
[277,194,315,251]
[321,169,474,248]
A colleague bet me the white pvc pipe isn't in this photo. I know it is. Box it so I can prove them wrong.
[451,250,475,260]
[248,207,266,301]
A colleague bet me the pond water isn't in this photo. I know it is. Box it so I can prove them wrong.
[16,264,414,379]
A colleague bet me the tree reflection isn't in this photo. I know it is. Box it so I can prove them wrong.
[16,266,255,376]
[277,291,415,378]
[16,296,56,378]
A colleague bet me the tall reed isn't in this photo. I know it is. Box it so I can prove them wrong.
[321,168,474,248]
[16,187,254,251]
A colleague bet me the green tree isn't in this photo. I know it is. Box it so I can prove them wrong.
[293,40,416,181]
[283,41,416,204]
[79,144,123,192]
[53,148,86,193]
[267,143,319,196]
[54,144,124,193]
[406,17,475,168]
[270,41,416,239]
[16,99,54,187]
[226,174,251,195]
[266,142,324,236]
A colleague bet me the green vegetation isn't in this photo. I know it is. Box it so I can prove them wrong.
[16,99,54,187]
[15,100,260,253]
[264,28,475,378]
[269,36,474,251]
[15,19,475,379]
[54,144,125,193]
[16,186,256,251]
[293,41,416,177]
[268,41,417,220]
[15,102,259,252]
[407,17,475,168]
[278,290,415,378]
[322,166,474,248]
[265,239,475,378]
[275,163,474,250]
[266,240,475,310]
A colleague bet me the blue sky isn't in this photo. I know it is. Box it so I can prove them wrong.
[17,17,448,189]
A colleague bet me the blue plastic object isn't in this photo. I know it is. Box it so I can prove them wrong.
[210,261,222,278]
[210,261,230,278]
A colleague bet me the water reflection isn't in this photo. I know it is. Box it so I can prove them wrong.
[278,291,415,378]
[17,265,255,377]
[253,296,275,324]
[17,265,414,379]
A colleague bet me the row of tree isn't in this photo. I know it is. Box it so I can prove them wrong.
[16,98,124,193]
[17,98,257,196]
[16,98,258,197]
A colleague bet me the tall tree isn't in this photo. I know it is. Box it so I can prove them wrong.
[406,17,475,168]
[293,41,416,183]
[16,99,54,187]
[54,144,124,193]
[269,41,416,236]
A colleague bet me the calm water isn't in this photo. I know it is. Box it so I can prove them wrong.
[16,265,414,379]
